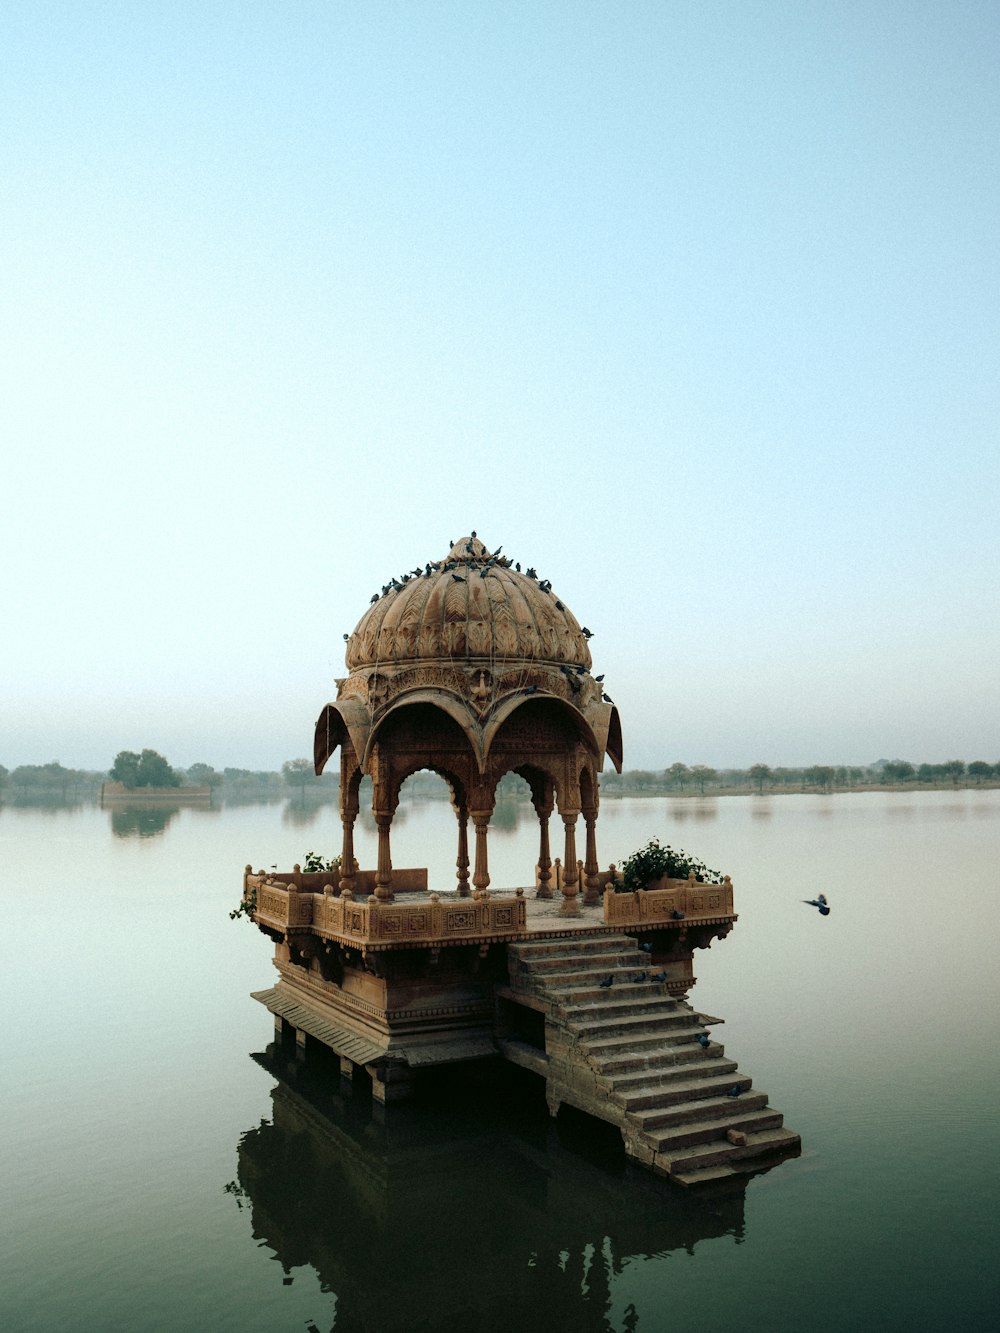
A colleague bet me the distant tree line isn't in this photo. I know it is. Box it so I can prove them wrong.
[598,758,1000,795]
[2,752,997,803]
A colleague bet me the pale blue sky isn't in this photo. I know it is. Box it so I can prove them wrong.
[3,2,997,771]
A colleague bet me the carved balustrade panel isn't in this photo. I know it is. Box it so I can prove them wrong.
[603,878,735,926]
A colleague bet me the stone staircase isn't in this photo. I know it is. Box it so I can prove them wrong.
[503,934,800,1187]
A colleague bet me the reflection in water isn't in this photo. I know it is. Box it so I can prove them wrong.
[667,800,718,823]
[109,804,183,838]
[750,798,773,820]
[232,1049,747,1332]
[3,791,90,811]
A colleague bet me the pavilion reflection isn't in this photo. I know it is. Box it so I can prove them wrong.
[232,1048,749,1332]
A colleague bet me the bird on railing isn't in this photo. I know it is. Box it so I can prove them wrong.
[652,969,668,983]
[599,974,614,989]
[803,893,831,916]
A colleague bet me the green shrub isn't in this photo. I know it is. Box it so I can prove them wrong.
[302,851,341,873]
[618,838,724,892]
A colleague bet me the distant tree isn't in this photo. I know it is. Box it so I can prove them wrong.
[807,765,835,790]
[282,758,317,789]
[112,749,179,788]
[136,749,180,788]
[0,764,7,790]
[942,759,966,785]
[690,765,717,794]
[665,762,690,790]
[917,762,944,783]
[110,750,142,789]
[967,761,994,783]
[11,762,79,797]
[748,763,772,792]
[882,760,915,783]
[629,769,657,792]
[186,762,223,788]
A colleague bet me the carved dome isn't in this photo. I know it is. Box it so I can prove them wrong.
[344,536,593,671]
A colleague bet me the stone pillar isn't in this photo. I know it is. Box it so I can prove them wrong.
[471,811,491,892]
[560,811,580,915]
[455,804,471,897]
[339,788,359,895]
[535,799,554,899]
[582,811,601,906]
[374,814,393,901]
[368,1062,416,1104]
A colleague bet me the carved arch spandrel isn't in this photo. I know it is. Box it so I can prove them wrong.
[361,691,484,771]
[482,694,600,767]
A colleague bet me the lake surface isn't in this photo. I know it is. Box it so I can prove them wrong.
[3,790,999,1331]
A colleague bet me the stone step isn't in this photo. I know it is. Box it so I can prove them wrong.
[663,1128,803,1180]
[585,1030,714,1068]
[568,1009,699,1040]
[629,1082,762,1125]
[525,961,655,987]
[607,1058,739,1098]
[558,993,685,1021]
[594,1043,726,1077]
[514,947,644,975]
[615,1072,751,1112]
[509,935,634,961]
[545,980,679,1004]
[639,1107,785,1153]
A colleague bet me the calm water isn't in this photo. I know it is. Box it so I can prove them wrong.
[3,790,999,1332]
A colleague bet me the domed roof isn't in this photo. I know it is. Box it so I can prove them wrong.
[345,536,593,672]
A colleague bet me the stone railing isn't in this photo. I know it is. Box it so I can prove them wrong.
[245,870,527,948]
[603,873,735,926]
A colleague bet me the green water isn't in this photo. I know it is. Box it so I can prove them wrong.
[3,791,998,1331]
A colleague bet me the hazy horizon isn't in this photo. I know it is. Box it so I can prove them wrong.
[4,5,997,773]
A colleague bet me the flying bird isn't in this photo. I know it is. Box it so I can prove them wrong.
[803,893,831,916]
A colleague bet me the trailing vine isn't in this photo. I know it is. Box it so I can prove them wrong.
[229,883,257,922]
